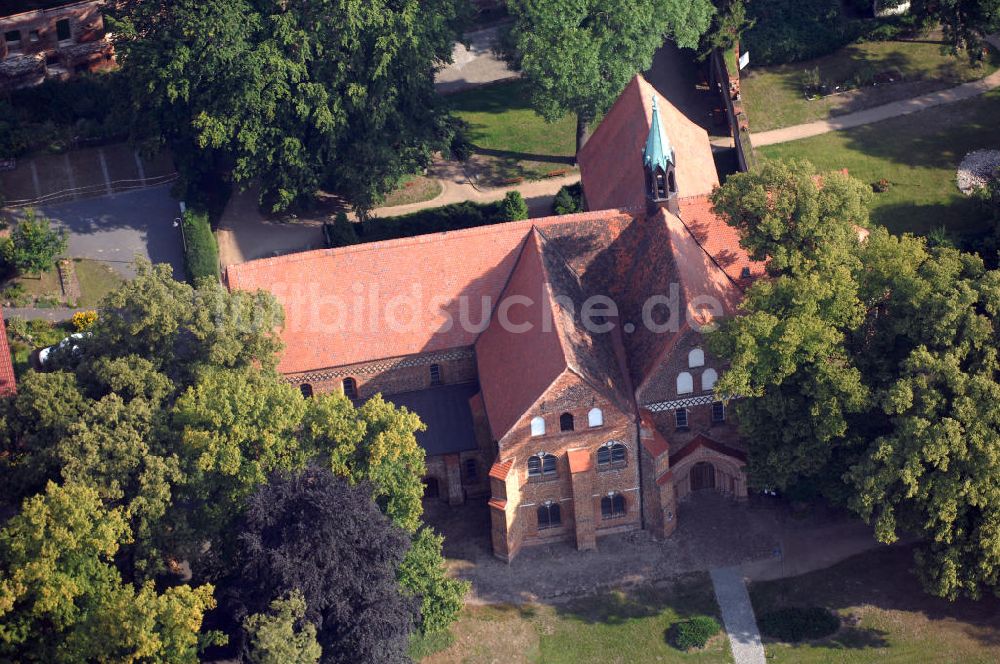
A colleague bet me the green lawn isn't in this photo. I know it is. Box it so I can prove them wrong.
[743,38,1000,132]
[759,88,1000,236]
[0,259,123,309]
[749,545,1000,664]
[447,80,578,185]
[382,174,444,208]
[414,574,732,664]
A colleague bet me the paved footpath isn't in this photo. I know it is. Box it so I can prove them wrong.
[4,307,85,322]
[752,34,1000,146]
[710,566,767,664]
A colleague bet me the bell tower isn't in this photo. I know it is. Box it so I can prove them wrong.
[643,96,679,215]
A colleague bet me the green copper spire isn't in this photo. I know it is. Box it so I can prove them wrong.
[643,95,674,172]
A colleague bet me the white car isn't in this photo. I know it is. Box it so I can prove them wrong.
[37,332,88,367]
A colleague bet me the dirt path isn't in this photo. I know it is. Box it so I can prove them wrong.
[751,34,1000,146]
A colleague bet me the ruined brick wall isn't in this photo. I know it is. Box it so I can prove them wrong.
[1,1,113,78]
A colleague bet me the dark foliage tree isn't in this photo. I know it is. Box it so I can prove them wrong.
[1,209,68,277]
[910,0,1000,62]
[237,467,416,664]
[110,0,466,213]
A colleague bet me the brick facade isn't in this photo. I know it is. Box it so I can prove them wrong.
[1,1,113,91]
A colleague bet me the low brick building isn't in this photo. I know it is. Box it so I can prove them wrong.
[1,0,113,91]
[226,74,766,561]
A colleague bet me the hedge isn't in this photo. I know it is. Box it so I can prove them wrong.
[669,616,721,650]
[325,195,530,249]
[758,607,840,642]
[181,210,220,284]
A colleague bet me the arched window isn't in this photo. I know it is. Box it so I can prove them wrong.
[601,493,627,519]
[702,368,718,391]
[537,502,561,530]
[343,377,358,400]
[689,348,705,368]
[668,170,677,195]
[530,416,546,437]
[299,383,313,398]
[597,442,627,469]
[429,363,442,386]
[588,407,604,427]
[654,169,667,199]
[527,453,557,478]
[677,372,693,395]
[560,412,574,432]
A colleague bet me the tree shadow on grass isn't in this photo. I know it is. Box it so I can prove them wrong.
[472,145,575,165]
[553,574,719,627]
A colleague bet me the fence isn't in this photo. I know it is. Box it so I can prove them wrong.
[3,172,178,209]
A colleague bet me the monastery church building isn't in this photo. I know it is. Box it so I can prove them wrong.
[226,74,766,562]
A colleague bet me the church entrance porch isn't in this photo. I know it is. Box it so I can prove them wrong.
[690,461,716,492]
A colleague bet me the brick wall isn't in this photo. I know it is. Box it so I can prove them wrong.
[490,370,641,559]
[1,1,113,83]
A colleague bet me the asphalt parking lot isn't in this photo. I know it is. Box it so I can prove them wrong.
[33,184,185,280]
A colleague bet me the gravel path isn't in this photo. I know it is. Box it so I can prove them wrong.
[711,566,767,664]
[752,34,1000,146]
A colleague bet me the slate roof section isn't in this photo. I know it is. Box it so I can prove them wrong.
[0,311,16,397]
[226,210,638,376]
[380,383,481,456]
[475,230,632,441]
[579,74,719,212]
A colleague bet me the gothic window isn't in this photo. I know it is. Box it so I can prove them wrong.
[668,170,677,195]
[342,377,358,400]
[560,412,575,432]
[675,408,689,429]
[527,453,557,478]
[537,502,561,530]
[689,348,705,368]
[702,369,718,391]
[530,416,546,437]
[588,407,604,427]
[299,383,314,398]
[655,170,668,199]
[429,363,442,386]
[677,372,694,395]
[597,442,627,469]
[712,401,726,423]
[601,493,627,519]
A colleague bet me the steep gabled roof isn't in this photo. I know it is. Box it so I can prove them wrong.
[0,311,16,397]
[475,230,631,441]
[677,195,766,285]
[578,74,719,212]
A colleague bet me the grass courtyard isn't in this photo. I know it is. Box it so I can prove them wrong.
[447,80,578,185]
[743,37,1000,132]
[759,88,1000,236]
[1,258,124,309]
[750,545,1000,664]
[412,574,732,664]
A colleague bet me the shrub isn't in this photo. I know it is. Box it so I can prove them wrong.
[758,607,840,642]
[71,310,98,332]
[552,183,584,215]
[181,209,220,284]
[669,616,721,650]
[743,0,874,64]
[872,178,891,193]
[355,199,513,247]
[500,191,529,221]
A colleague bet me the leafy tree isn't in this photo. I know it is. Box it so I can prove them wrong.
[111,0,466,213]
[243,591,321,664]
[237,467,416,664]
[910,0,1000,62]
[698,0,755,61]
[503,0,714,152]
[0,482,219,662]
[1,209,67,276]
[398,527,469,634]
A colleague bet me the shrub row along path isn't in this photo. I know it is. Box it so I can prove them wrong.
[710,567,767,664]
[751,34,1000,146]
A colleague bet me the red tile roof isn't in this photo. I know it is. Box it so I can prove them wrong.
[0,310,16,398]
[639,410,669,458]
[489,458,513,481]
[670,434,747,465]
[579,74,719,212]
[567,448,594,474]
[225,210,637,375]
[677,195,766,285]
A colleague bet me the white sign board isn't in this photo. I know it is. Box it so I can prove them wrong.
[739,51,750,70]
